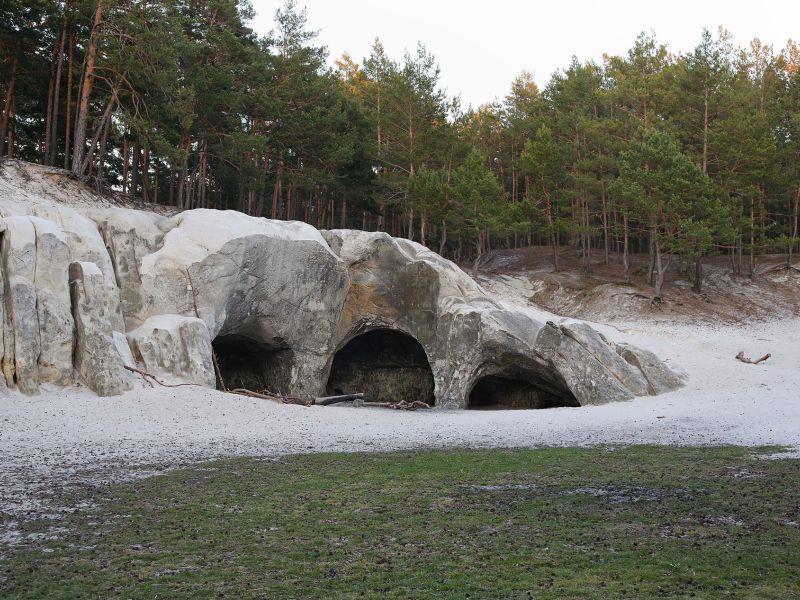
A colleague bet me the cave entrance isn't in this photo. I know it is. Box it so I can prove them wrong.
[467,374,579,410]
[212,334,294,394]
[326,329,435,405]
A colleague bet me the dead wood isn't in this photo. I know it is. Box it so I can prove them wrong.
[316,393,365,406]
[226,388,312,405]
[735,351,772,365]
[364,400,431,411]
[123,365,202,387]
[282,395,315,406]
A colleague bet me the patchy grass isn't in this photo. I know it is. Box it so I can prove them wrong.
[2,446,799,598]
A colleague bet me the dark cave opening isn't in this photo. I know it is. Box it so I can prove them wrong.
[325,329,435,405]
[467,374,579,410]
[212,334,294,393]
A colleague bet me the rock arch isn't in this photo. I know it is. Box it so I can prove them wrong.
[465,362,579,410]
[325,328,435,405]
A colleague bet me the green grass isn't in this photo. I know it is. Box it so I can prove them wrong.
[2,447,799,599]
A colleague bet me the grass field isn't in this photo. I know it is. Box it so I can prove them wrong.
[2,446,799,599]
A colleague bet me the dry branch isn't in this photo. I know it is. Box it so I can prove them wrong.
[123,365,202,388]
[735,351,772,365]
[227,388,312,405]
[364,400,431,411]
[316,393,365,406]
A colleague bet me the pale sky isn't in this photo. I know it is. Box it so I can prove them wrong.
[249,0,800,109]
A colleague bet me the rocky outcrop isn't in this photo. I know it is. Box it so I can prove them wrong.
[69,261,133,396]
[0,161,684,406]
[127,315,215,387]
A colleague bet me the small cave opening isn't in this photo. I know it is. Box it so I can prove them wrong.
[326,329,435,405]
[212,334,294,393]
[467,374,579,410]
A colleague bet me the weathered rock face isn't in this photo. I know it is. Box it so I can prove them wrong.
[69,261,134,396]
[0,161,685,405]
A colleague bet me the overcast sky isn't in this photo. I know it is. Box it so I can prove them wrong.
[249,0,800,109]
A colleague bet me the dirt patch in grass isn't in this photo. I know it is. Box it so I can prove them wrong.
[1,446,798,599]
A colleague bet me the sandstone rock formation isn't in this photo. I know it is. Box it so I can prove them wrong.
[0,161,684,406]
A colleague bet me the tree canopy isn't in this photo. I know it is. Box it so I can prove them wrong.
[1,3,798,296]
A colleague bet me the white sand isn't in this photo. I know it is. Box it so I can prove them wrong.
[1,315,798,532]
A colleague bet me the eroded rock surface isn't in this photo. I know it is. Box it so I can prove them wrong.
[0,161,684,406]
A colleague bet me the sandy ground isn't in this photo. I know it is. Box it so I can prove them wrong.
[2,310,799,548]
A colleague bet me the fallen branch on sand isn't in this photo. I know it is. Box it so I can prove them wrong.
[226,389,428,410]
[227,388,312,405]
[123,365,203,388]
[364,400,431,411]
[735,351,771,365]
[316,393,365,406]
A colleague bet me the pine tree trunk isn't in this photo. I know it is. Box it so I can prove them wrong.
[749,196,755,278]
[96,107,111,183]
[79,91,115,177]
[63,25,74,169]
[622,212,630,283]
[72,0,103,176]
[271,159,283,219]
[653,229,664,298]
[131,143,140,199]
[692,256,703,293]
[790,186,800,264]
[0,56,19,158]
[141,147,150,203]
[48,15,67,166]
[702,86,709,175]
[601,180,609,265]
[439,219,447,256]
[43,40,58,164]
[122,138,129,194]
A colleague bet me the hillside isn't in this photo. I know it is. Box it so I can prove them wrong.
[476,246,800,325]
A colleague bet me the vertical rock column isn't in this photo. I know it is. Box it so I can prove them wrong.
[70,261,133,396]
[1,217,42,394]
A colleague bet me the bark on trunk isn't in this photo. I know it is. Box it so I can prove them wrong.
[71,0,103,176]
[622,212,630,283]
[48,16,67,166]
[790,186,800,264]
[749,195,755,278]
[692,256,703,293]
[43,40,58,164]
[653,228,666,299]
[63,25,74,169]
[271,159,283,219]
[0,56,19,158]
[79,91,115,177]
